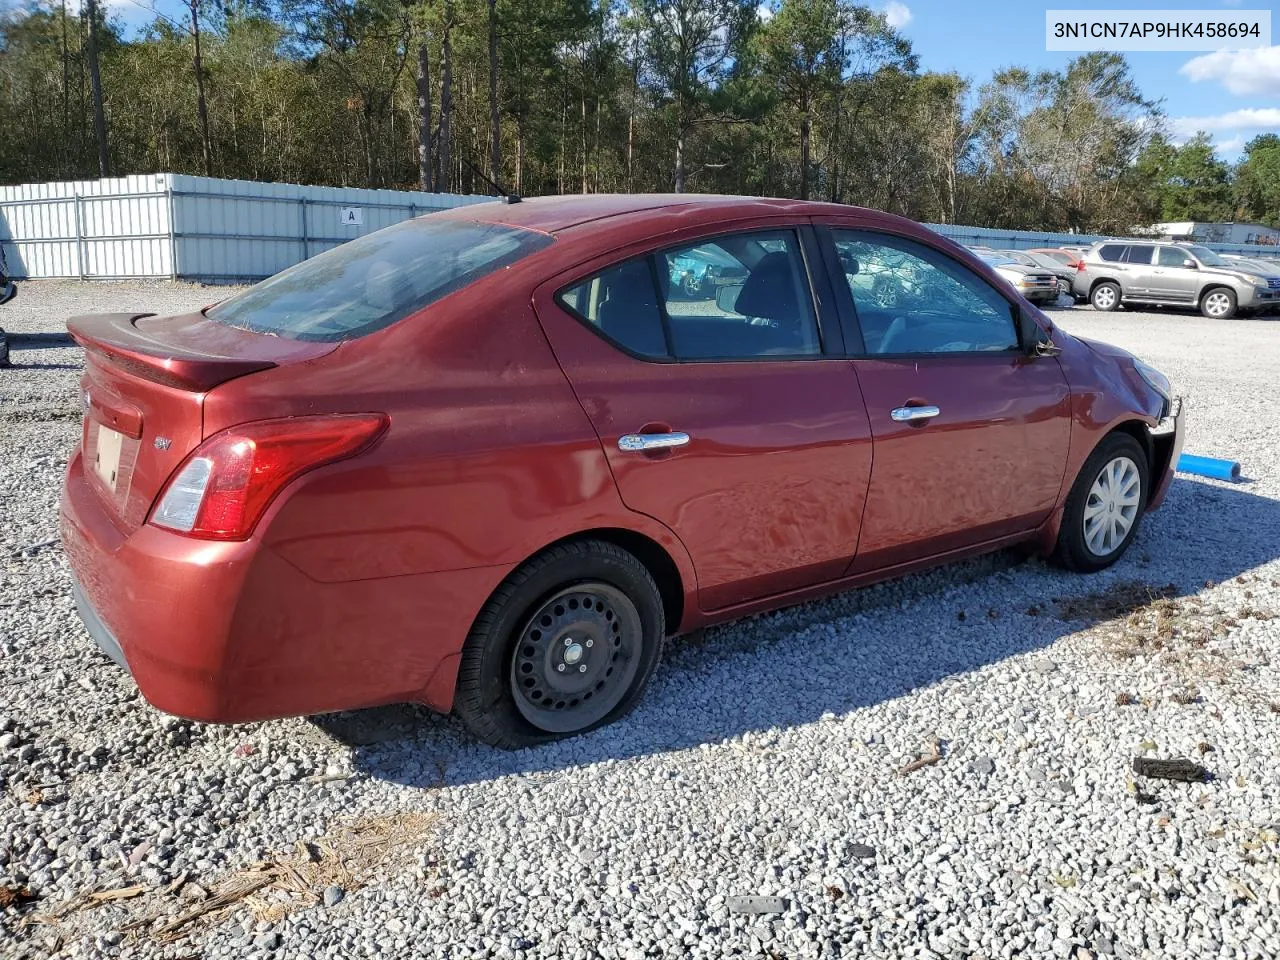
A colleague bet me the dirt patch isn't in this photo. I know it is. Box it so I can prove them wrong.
[1055,581,1180,623]
[29,810,438,946]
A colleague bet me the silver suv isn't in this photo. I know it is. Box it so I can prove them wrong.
[1072,241,1280,319]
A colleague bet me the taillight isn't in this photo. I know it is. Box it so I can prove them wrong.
[1076,260,1086,271]
[149,414,387,540]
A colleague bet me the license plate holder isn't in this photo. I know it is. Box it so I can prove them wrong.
[94,423,125,490]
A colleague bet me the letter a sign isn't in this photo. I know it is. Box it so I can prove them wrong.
[340,207,363,226]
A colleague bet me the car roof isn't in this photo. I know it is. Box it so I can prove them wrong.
[428,193,912,235]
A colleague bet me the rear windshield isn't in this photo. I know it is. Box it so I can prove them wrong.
[207,218,552,341]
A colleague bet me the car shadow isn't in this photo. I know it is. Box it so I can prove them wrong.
[316,475,1280,788]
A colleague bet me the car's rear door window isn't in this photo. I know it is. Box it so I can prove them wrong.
[207,219,552,341]
[557,229,822,361]
[1124,244,1155,264]
[558,259,670,358]
[658,232,820,358]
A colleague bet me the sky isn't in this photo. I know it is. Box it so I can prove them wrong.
[886,0,1279,159]
[76,0,1280,161]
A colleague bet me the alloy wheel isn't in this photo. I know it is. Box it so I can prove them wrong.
[1093,286,1117,310]
[1203,291,1232,318]
[509,583,642,733]
[1083,455,1141,557]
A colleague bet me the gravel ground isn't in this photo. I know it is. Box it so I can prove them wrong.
[2,282,1279,960]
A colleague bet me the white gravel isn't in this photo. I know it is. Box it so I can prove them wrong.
[2,283,1279,960]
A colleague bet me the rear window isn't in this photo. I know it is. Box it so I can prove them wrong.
[1097,244,1126,262]
[207,219,552,341]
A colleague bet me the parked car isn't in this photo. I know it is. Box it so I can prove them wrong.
[835,237,936,309]
[1027,247,1083,269]
[0,254,15,306]
[61,195,1183,747]
[1073,240,1280,318]
[667,244,748,299]
[0,246,14,367]
[973,251,1061,305]
[996,250,1076,298]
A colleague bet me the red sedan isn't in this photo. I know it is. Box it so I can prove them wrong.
[60,195,1183,746]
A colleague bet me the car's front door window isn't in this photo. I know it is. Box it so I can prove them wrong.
[1157,247,1188,267]
[832,231,1018,355]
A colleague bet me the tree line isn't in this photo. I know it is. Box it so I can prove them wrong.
[2,0,1278,232]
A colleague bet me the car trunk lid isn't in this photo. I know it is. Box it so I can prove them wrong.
[68,311,337,533]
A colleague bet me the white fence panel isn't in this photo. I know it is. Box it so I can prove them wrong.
[0,174,171,279]
[167,175,491,281]
[1,174,490,282]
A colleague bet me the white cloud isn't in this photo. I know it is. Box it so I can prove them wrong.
[1180,46,1280,97]
[1170,107,1280,137]
[1211,134,1249,154]
[883,2,912,30]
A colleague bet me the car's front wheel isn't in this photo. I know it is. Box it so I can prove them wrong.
[1200,287,1237,319]
[454,540,666,748]
[1091,281,1121,312]
[1053,432,1149,572]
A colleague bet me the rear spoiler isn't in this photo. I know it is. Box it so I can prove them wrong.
[68,313,277,391]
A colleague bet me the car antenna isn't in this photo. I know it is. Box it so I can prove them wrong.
[460,155,521,204]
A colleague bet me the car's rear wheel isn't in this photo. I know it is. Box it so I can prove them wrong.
[1091,281,1121,312]
[1053,433,1149,572]
[454,540,665,748]
[1200,287,1237,319]
[682,273,701,297]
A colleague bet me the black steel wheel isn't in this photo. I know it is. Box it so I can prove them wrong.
[454,540,665,748]
[509,583,642,733]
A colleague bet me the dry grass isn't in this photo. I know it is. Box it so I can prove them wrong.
[32,810,438,946]
[1055,580,1278,703]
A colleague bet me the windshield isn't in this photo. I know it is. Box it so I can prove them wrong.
[207,218,552,341]
[1184,245,1227,267]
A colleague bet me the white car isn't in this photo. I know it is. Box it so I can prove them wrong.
[973,252,1060,306]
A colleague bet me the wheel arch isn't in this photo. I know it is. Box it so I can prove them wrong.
[1197,282,1235,305]
[1036,418,1157,557]
[1107,419,1154,484]
[536,528,687,636]
[1089,276,1121,296]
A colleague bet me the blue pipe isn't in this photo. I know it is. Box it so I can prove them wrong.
[1177,454,1241,482]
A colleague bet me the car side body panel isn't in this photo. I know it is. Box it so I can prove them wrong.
[57,195,1184,726]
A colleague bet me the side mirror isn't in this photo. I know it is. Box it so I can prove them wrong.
[1018,309,1060,357]
[716,283,742,314]
[1182,259,1197,269]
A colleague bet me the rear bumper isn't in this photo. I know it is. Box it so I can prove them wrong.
[72,581,129,670]
[60,449,510,723]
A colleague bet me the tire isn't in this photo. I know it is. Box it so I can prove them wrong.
[681,273,701,297]
[1052,432,1149,573]
[1091,281,1121,312]
[454,539,666,748]
[1199,286,1237,320]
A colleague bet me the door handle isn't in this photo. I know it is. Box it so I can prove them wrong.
[891,405,940,422]
[619,432,691,452]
